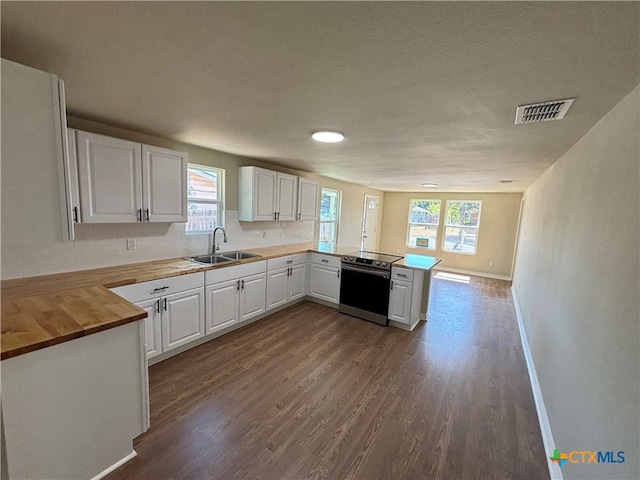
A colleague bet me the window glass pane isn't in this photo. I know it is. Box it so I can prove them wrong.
[443,226,478,253]
[321,190,338,221]
[408,224,437,249]
[410,200,440,224]
[187,168,218,200]
[407,199,440,248]
[319,222,337,246]
[186,165,223,235]
[445,201,480,227]
[187,202,218,233]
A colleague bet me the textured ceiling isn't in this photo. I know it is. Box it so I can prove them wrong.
[2,2,638,192]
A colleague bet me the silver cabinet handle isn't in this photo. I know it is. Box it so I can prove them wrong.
[153,286,169,292]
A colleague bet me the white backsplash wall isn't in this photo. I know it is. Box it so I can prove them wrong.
[0,211,315,280]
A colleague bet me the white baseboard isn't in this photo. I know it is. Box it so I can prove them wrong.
[511,286,562,480]
[91,450,137,480]
[434,265,511,281]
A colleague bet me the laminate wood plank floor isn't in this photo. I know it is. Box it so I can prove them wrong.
[107,275,549,479]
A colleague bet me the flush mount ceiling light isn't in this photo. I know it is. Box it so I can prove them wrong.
[422,183,437,188]
[311,130,345,143]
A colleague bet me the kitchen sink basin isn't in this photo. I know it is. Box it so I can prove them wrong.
[186,251,261,265]
[187,254,235,265]
[218,251,261,260]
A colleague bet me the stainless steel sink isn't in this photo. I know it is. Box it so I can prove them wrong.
[186,251,261,265]
[187,254,235,265]
[219,251,262,260]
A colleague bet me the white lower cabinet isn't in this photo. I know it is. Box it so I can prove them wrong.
[308,253,341,304]
[388,267,425,330]
[205,261,267,335]
[388,279,413,325]
[266,253,308,311]
[110,272,204,360]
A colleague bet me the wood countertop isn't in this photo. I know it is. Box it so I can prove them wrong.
[395,254,442,271]
[1,242,358,360]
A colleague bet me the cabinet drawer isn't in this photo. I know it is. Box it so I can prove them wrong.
[205,260,266,285]
[391,267,414,283]
[267,253,308,271]
[310,253,341,269]
[111,272,204,302]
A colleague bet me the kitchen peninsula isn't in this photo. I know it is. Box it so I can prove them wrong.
[1,243,440,479]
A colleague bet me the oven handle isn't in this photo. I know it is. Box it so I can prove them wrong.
[340,263,390,279]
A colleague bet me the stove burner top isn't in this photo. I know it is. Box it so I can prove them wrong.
[341,250,404,271]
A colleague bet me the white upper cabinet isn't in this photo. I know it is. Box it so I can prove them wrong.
[238,166,316,222]
[142,145,188,222]
[76,131,143,223]
[297,177,319,221]
[1,59,72,244]
[73,130,187,223]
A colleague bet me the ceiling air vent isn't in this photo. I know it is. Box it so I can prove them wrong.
[515,98,574,124]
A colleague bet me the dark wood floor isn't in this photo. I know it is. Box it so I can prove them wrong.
[107,274,549,479]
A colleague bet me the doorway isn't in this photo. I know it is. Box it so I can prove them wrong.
[361,194,379,251]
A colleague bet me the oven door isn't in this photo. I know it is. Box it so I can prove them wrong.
[339,263,391,325]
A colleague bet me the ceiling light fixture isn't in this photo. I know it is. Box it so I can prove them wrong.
[311,130,345,143]
[422,183,437,188]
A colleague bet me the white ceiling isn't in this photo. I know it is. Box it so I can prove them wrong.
[2,2,638,192]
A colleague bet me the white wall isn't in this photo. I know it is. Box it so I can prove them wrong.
[513,86,639,479]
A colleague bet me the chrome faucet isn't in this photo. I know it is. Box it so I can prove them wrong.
[212,226,227,252]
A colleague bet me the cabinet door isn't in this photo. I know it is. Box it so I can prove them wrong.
[66,129,82,224]
[309,264,340,304]
[388,280,413,324]
[141,145,188,222]
[297,177,319,221]
[162,287,205,352]
[289,263,307,301]
[1,59,70,245]
[253,167,277,220]
[206,279,239,335]
[276,173,297,221]
[240,272,266,322]
[135,298,162,359]
[76,131,143,223]
[266,268,288,311]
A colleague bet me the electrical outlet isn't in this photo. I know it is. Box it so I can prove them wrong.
[127,238,136,250]
[488,260,494,267]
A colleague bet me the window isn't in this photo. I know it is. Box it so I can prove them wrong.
[407,199,441,249]
[319,188,341,247]
[185,164,224,234]
[442,200,482,254]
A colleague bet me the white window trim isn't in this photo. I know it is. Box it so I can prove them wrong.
[441,200,482,255]
[185,163,225,235]
[406,198,441,250]
[319,188,341,246]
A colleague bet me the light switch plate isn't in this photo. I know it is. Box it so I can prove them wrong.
[127,238,136,250]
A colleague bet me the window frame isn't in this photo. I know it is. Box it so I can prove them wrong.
[406,199,441,250]
[185,163,225,235]
[319,188,341,247]
[441,200,482,255]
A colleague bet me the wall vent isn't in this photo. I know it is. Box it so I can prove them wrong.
[499,179,515,184]
[515,98,574,124]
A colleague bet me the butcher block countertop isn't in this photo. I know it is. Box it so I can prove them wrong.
[0,242,357,360]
